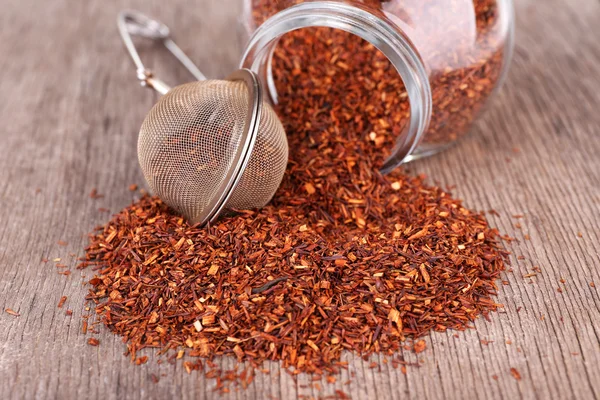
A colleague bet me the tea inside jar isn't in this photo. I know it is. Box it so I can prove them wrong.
[252,0,508,159]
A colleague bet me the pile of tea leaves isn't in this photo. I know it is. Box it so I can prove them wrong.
[80,134,508,376]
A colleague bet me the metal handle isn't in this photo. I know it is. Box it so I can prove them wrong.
[117,10,206,94]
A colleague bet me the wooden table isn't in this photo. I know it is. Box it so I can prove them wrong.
[1,0,598,399]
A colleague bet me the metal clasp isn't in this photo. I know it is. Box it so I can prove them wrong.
[117,10,206,94]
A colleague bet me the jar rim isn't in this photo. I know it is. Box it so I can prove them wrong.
[239,1,433,173]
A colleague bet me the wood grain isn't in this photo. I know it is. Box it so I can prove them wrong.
[0,0,598,399]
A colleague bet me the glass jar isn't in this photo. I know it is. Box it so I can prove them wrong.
[239,0,514,173]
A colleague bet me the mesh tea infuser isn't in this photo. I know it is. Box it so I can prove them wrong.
[118,10,288,225]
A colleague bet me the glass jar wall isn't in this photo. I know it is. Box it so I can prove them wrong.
[240,0,514,172]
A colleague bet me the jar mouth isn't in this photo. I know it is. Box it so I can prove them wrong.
[240,1,432,174]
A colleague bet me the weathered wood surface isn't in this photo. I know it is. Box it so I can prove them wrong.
[0,0,599,399]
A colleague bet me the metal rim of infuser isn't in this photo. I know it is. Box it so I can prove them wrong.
[196,69,263,226]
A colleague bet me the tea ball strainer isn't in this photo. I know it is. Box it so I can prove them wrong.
[118,10,288,225]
